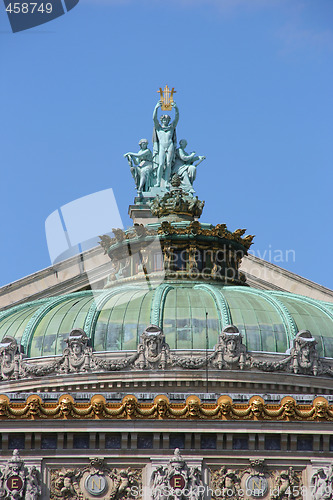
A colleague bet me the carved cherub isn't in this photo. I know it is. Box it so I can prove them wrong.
[25,466,41,500]
[272,468,301,500]
[53,469,81,498]
[211,466,242,499]
[151,465,166,500]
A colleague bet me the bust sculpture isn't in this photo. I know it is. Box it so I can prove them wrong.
[62,329,93,374]
[290,330,318,376]
[135,325,170,369]
[214,325,247,370]
[0,336,24,380]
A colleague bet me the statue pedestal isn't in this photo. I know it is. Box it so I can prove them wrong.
[128,204,158,225]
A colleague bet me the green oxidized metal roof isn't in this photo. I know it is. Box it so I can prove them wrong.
[0,284,333,358]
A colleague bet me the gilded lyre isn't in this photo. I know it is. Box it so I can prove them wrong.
[157,85,176,111]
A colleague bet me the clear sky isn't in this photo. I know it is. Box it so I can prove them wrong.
[0,0,332,291]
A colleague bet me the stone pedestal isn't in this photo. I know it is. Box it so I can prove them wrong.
[128,204,158,225]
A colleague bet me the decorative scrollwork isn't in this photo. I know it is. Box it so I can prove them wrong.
[50,459,142,500]
[0,450,41,499]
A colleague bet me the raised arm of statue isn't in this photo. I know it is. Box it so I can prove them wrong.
[153,101,162,129]
[172,101,179,128]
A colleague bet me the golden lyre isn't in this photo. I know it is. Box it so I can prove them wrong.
[157,85,176,111]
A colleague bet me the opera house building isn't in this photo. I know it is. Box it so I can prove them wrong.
[0,92,332,500]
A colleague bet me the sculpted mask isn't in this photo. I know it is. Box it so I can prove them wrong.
[219,400,232,417]
[60,398,72,417]
[314,400,329,418]
[27,397,41,416]
[156,398,168,418]
[282,399,296,417]
[92,397,105,416]
[124,398,137,416]
[251,399,264,418]
[188,398,200,417]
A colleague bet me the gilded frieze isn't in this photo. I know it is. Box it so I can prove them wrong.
[1,394,333,422]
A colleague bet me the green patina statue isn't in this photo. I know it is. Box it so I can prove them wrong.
[124,91,205,199]
[124,139,154,197]
[172,139,206,194]
[152,99,179,189]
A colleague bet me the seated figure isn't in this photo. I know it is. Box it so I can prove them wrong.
[172,139,205,194]
[124,139,154,196]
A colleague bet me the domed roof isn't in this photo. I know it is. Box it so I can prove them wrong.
[0,283,332,358]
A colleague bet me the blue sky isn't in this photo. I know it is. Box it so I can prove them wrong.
[0,0,332,290]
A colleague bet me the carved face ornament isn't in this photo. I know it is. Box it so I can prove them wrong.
[28,397,40,414]
[147,338,159,357]
[282,399,296,416]
[224,474,236,489]
[92,398,105,415]
[60,398,72,416]
[125,398,137,416]
[226,339,237,354]
[156,399,168,417]
[219,401,231,415]
[297,341,313,368]
[188,399,200,416]
[315,401,328,418]
[251,399,264,417]
[71,342,83,357]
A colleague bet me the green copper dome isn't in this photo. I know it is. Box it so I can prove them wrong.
[0,283,332,358]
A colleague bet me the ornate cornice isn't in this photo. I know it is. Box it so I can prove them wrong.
[99,222,254,254]
[156,221,254,250]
